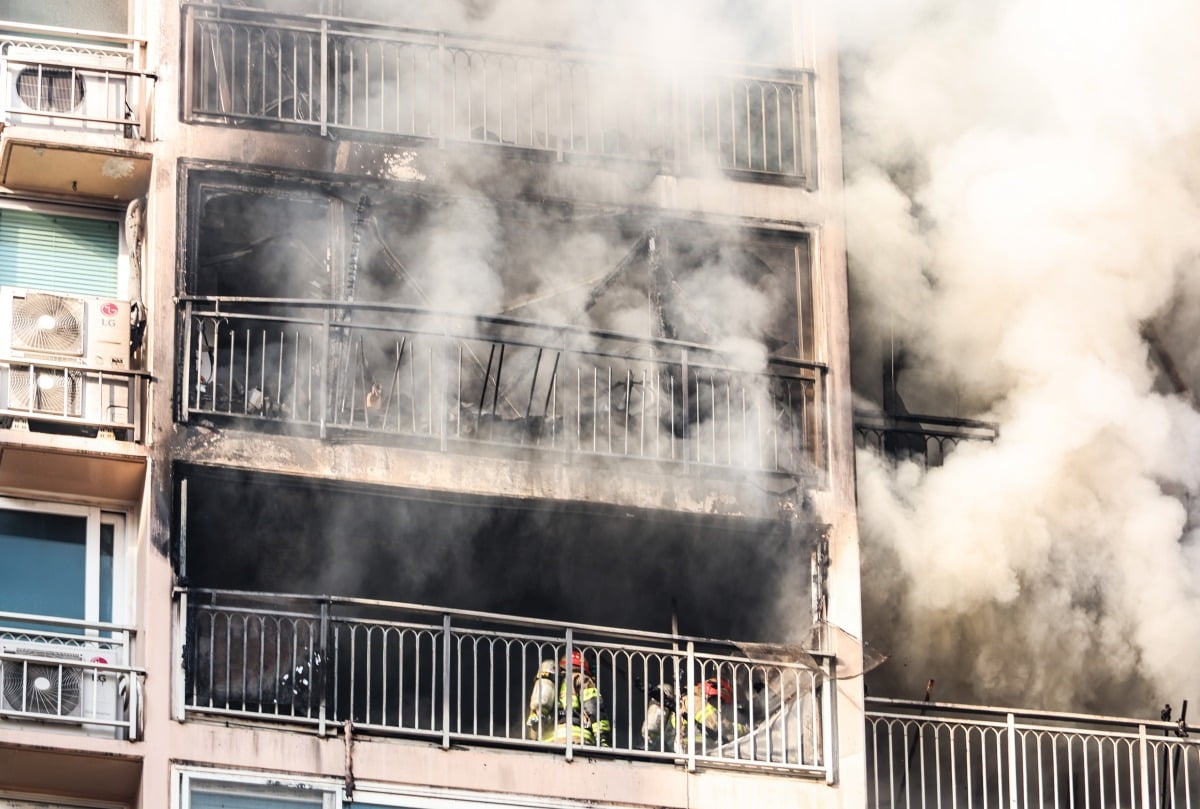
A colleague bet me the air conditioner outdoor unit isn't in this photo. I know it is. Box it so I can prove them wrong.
[4,45,128,131]
[0,287,132,423]
[1,287,130,369]
[0,641,122,727]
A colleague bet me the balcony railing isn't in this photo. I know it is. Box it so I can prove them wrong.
[867,698,1200,809]
[0,23,155,137]
[179,299,824,477]
[0,612,143,740]
[854,411,998,467]
[180,587,831,775]
[1,357,147,441]
[182,3,815,183]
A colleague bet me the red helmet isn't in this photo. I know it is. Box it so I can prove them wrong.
[702,678,734,704]
[559,650,591,676]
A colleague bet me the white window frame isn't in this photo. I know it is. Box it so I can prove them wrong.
[0,495,128,626]
[175,768,342,809]
[173,768,597,809]
[0,197,131,300]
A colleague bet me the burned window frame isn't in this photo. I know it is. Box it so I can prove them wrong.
[180,165,816,360]
[180,166,344,300]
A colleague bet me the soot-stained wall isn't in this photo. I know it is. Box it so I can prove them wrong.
[179,465,811,642]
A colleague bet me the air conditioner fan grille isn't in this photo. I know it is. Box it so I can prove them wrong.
[2,655,83,716]
[11,293,84,356]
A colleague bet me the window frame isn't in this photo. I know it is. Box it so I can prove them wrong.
[175,769,342,809]
[0,198,130,300]
[173,767,591,809]
[0,495,128,626]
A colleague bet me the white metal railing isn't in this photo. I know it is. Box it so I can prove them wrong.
[181,3,814,182]
[0,357,146,441]
[179,300,823,477]
[867,697,1200,809]
[0,24,155,137]
[180,588,831,775]
[0,612,143,740]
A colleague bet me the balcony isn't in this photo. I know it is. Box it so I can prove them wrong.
[854,411,998,467]
[179,300,824,479]
[181,3,815,184]
[866,697,1200,808]
[0,612,143,741]
[179,587,831,776]
[1,357,147,442]
[0,23,155,200]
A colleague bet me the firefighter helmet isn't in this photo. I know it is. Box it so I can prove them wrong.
[702,677,734,704]
[559,650,591,676]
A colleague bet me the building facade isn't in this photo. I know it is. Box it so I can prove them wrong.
[0,1,865,808]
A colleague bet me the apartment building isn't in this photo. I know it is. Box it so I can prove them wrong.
[6,2,1200,809]
[0,1,866,808]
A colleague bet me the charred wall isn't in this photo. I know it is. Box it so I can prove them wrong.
[179,163,814,359]
[177,464,815,641]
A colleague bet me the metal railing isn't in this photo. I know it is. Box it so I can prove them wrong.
[180,587,831,775]
[0,357,147,441]
[854,411,998,467]
[179,299,824,477]
[0,612,143,740]
[182,3,815,182]
[0,23,155,137]
[867,698,1200,809]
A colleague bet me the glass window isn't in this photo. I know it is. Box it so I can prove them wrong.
[182,774,336,809]
[191,792,325,809]
[0,207,121,297]
[0,499,125,627]
[0,1,128,34]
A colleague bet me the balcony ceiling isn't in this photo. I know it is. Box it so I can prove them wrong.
[0,136,151,201]
[0,429,146,501]
[0,740,142,805]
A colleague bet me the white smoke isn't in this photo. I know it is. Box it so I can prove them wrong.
[842,0,1200,711]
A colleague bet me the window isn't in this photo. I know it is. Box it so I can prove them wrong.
[0,1,128,34]
[0,498,126,627]
[0,206,121,298]
[179,772,339,809]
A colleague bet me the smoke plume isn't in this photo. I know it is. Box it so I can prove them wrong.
[841,0,1200,712]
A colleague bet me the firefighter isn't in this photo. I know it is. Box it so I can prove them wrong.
[641,681,679,752]
[526,650,611,747]
[681,677,747,750]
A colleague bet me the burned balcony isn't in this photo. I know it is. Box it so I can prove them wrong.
[178,302,822,477]
[180,588,831,775]
[854,411,998,467]
[176,469,828,773]
[181,2,815,183]
[866,697,1200,809]
[179,178,823,479]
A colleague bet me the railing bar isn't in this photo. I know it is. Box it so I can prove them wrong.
[606,365,612,455]
[639,368,647,457]
[669,371,675,460]
[224,326,234,414]
[524,347,543,424]
[410,337,418,433]
[490,342,506,438]
[383,338,403,427]
[477,342,496,435]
